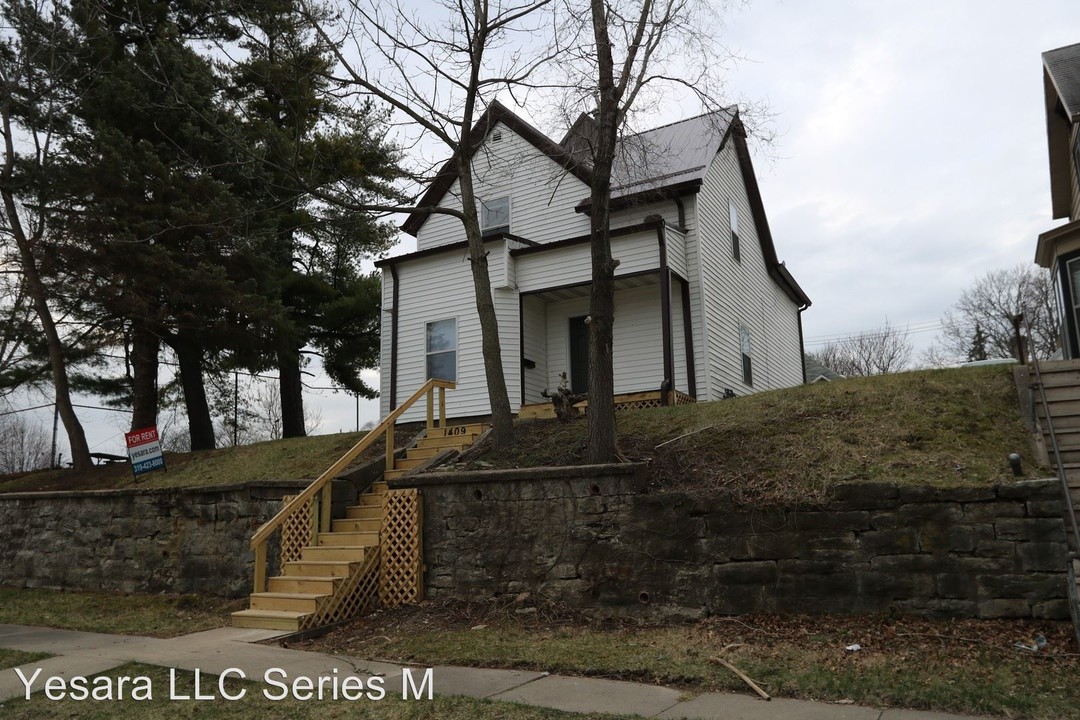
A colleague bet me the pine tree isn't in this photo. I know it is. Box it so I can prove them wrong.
[967,322,989,362]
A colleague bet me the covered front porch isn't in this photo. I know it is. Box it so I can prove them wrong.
[1037,219,1080,358]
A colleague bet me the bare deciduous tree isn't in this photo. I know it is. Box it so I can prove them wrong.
[0,406,50,474]
[300,0,563,450]
[810,320,913,377]
[926,264,1058,366]
[552,0,741,462]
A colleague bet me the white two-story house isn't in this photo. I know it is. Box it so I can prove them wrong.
[377,101,811,422]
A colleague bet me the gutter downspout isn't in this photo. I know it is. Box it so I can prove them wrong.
[389,264,400,408]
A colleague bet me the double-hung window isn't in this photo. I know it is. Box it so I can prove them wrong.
[481,196,510,236]
[426,319,457,382]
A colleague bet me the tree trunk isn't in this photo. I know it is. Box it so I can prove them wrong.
[129,320,160,430]
[0,145,92,470]
[174,337,215,450]
[456,168,514,450]
[279,348,306,438]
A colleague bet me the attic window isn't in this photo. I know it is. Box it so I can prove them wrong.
[481,196,510,236]
[492,129,503,142]
[729,200,740,262]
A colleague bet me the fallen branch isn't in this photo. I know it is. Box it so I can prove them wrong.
[655,424,716,449]
[708,656,770,701]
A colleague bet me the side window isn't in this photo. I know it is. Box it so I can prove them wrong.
[426,319,457,381]
[1074,132,1080,193]
[729,200,740,262]
[739,324,752,386]
[481,196,510,236]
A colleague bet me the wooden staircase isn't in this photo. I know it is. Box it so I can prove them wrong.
[229,379,489,633]
[385,423,487,481]
[1023,359,1080,649]
[231,481,387,631]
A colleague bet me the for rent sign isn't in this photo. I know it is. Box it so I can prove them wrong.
[125,426,166,477]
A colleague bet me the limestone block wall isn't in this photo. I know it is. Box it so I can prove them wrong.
[402,465,1071,620]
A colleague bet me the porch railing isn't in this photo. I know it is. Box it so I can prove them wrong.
[248,378,454,593]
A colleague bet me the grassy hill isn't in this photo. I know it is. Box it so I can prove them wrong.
[476,365,1047,504]
[0,366,1045,503]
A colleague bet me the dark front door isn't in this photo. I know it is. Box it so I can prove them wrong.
[568,315,589,395]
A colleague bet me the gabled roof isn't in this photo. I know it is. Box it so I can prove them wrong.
[400,101,590,236]
[1045,43,1080,122]
[1042,43,1080,219]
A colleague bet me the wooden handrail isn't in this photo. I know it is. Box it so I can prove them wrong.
[250,379,455,550]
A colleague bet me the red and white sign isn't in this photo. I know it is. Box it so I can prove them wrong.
[125,426,165,476]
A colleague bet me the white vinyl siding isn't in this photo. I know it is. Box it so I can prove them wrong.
[415,122,592,248]
[696,142,803,396]
[379,243,520,421]
[515,228,660,293]
[521,295,548,404]
[543,285,668,395]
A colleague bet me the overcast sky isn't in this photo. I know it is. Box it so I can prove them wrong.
[39,0,1080,458]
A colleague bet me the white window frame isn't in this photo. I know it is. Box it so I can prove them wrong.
[481,195,511,236]
[425,318,458,382]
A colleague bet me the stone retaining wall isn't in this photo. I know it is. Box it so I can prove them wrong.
[398,465,1071,620]
[0,478,362,597]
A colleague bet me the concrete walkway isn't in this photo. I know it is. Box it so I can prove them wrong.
[0,624,990,719]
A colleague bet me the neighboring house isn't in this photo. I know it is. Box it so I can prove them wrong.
[377,101,811,422]
[804,354,843,383]
[1036,42,1080,356]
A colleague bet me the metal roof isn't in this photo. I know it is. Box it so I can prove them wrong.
[1044,42,1080,121]
[610,109,736,199]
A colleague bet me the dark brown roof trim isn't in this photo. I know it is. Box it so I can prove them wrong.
[575,179,703,215]
[374,232,531,268]
[400,101,593,237]
[731,118,811,308]
[509,219,662,257]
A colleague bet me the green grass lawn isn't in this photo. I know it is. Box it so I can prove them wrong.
[0,430,386,493]
[486,366,1044,504]
[0,649,51,671]
[0,664,630,719]
[0,588,241,638]
[302,603,1078,720]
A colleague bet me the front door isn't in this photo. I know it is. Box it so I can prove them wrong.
[568,315,589,395]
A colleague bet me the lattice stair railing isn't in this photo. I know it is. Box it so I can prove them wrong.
[279,494,314,566]
[380,488,424,608]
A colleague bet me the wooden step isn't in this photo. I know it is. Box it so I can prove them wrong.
[406,446,444,460]
[369,481,388,495]
[416,434,477,450]
[1037,399,1080,417]
[301,545,370,562]
[230,609,306,631]
[394,458,427,471]
[282,561,356,578]
[385,469,407,481]
[250,592,324,613]
[426,423,487,438]
[268,575,340,594]
[332,518,380,533]
[316,532,379,547]
[345,505,382,520]
[358,494,384,507]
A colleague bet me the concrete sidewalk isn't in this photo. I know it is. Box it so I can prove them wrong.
[0,623,989,719]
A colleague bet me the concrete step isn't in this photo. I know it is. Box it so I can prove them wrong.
[281,561,355,578]
[332,518,380,533]
[250,592,324,613]
[267,575,340,594]
[345,505,383,520]
[316,532,378,547]
[300,545,370,562]
[230,609,307,631]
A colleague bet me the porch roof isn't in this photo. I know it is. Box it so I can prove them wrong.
[1036,218,1080,267]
